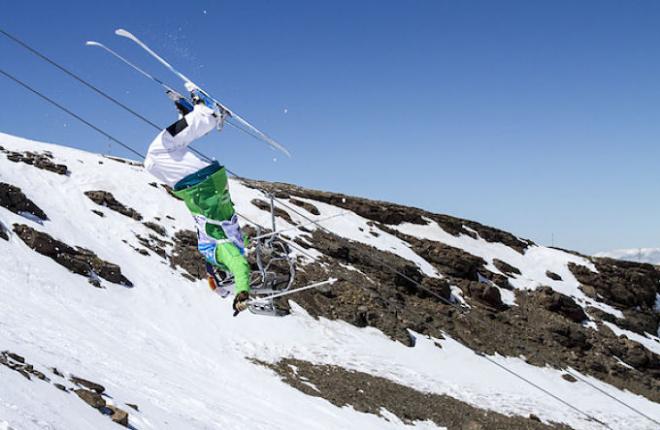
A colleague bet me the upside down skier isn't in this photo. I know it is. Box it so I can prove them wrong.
[144,86,251,314]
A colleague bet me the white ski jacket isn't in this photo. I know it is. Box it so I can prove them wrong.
[144,104,220,187]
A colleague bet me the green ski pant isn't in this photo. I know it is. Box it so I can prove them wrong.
[173,164,250,294]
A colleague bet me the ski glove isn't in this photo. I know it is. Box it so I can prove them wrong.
[233,291,250,316]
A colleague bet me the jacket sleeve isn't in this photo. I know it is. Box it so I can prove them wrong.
[161,104,220,151]
[215,241,251,294]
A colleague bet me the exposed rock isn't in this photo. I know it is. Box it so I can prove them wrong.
[531,287,587,323]
[569,259,659,309]
[70,376,105,393]
[2,149,69,175]
[493,259,521,276]
[91,210,105,217]
[569,258,660,335]
[170,229,206,280]
[6,352,24,363]
[13,224,133,287]
[126,403,139,411]
[546,271,562,281]
[143,221,167,237]
[135,233,170,259]
[74,388,106,409]
[562,373,577,383]
[0,220,8,240]
[161,184,182,200]
[84,191,143,221]
[251,198,294,224]
[258,357,568,430]
[288,198,321,215]
[108,405,129,426]
[241,179,533,252]
[461,280,505,309]
[0,351,51,382]
[0,182,48,221]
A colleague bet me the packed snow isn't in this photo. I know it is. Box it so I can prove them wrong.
[0,132,658,429]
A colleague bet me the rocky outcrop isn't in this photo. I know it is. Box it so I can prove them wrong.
[170,230,206,280]
[2,350,131,427]
[494,258,521,276]
[84,191,143,221]
[0,182,48,221]
[546,271,562,281]
[0,220,8,241]
[13,224,132,287]
[288,198,320,215]
[530,287,587,323]
[569,258,659,336]
[242,179,533,252]
[285,226,660,402]
[258,358,570,430]
[0,351,49,381]
[1,148,69,175]
[143,221,167,236]
[251,198,294,224]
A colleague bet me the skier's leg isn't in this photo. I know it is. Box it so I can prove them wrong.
[215,242,251,294]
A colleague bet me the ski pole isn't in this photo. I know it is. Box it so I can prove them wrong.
[249,278,338,303]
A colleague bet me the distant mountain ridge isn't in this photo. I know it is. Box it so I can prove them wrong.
[596,248,660,265]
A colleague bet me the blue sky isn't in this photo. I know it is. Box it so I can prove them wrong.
[1,0,659,254]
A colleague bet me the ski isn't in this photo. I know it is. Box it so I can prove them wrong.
[113,29,291,158]
[86,41,177,93]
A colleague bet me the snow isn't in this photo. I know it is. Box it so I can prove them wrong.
[596,248,660,265]
[0,131,658,429]
[602,322,660,356]
[392,218,625,317]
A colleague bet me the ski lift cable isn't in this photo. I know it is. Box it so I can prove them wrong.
[481,355,613,429]
[0,30,651,428]
[0,68,145,160]
[0,27,214,163]
[565,369,659,426]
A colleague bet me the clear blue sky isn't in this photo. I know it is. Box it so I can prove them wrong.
[1,0,659,254]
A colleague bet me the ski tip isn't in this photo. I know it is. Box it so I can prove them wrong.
[115,28,134,39]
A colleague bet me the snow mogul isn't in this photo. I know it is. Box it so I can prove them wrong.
[144,87,250,315]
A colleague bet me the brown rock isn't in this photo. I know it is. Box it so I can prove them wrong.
[70,376,105,393]
[0,183,48,221]
[545,271,562,281]
[533,287,587,323]
[288,198,321,215]
[74,389,106,409]
[493,259,521,276]
[12,224,133,287]
[251,198,294,224]
[84,191,143,220]
[4,150,69,175]
[108,406,129,426]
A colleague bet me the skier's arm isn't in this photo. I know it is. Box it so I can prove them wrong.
[160,104,220,151]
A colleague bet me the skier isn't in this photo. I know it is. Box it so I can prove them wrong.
[144,86,251,314]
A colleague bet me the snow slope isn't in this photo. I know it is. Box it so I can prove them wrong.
[0,131,658,429]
